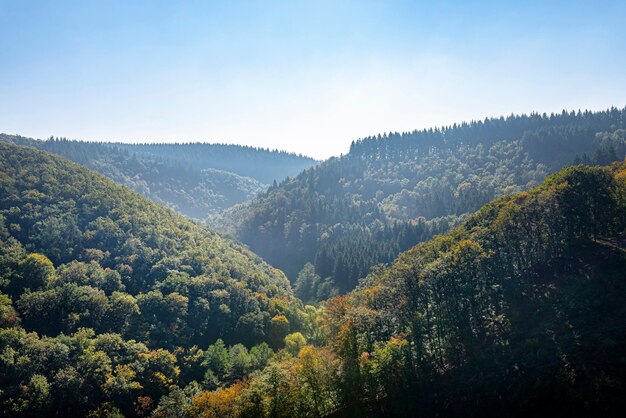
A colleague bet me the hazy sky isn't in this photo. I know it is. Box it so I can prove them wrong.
[1,1,625,159]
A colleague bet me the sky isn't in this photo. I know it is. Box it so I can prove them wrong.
[1,1,625,159]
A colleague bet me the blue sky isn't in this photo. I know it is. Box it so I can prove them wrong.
[1,1,625,158]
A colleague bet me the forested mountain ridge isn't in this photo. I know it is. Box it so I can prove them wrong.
[111,142,317,185]
[1,130,625,417]
[214,107,626,297]
[187,161,626,417]
[0,134,317,218]
[0,142,317,416]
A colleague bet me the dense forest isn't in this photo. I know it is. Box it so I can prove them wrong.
[214,108,626,298]
[0,143,321,416]
[4,0,625,414]
[186,161,626,417]
[2,111,626,416]
[112,142,316,185]
[0,135,316,218]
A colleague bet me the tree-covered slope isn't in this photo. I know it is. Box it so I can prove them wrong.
[0,142,314,416]
[0,135,317,218]
[112,142,317,185]
[188,161,626,417]
[214,107,626,296]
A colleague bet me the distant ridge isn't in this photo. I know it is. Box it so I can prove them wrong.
[0,134,317,218]
[215,107,626,296]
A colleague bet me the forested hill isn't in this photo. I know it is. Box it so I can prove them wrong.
[214,107,626,297]
[112,142,316,185]
[0,134,317,218]
[0,142,314,416]
[187,161,626,417]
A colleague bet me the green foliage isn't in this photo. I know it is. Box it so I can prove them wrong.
[249,342,273,370]
[152,382,201,418]
[17,283,110,335]
[15,253,55,294]
[202,339,231,382]
[0,142,298,343]
[0,134,317,218]
[87,402,125,418]
[294,262,338,304]
[228,344,252,380]
[3,115,626,416]
[188,162,626,417]
[217,108,626,294]
[267,315,290,350]
[284,332,307,356]
[0,292,18,328]
[0,143,304,416]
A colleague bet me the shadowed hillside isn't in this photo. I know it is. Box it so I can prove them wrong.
[214,108,626,298]
[0,134,317,218]
[189,161,626,417]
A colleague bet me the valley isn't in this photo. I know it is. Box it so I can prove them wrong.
[1,109,625,416]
